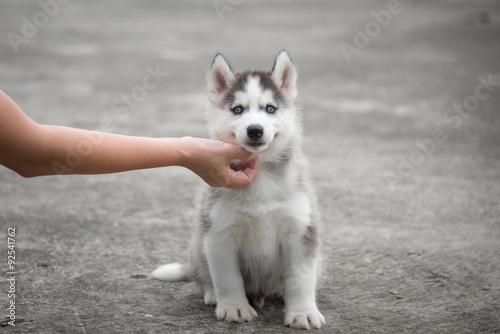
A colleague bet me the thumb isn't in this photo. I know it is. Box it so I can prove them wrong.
[224,143,255,161]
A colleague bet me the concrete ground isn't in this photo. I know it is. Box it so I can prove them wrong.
[1,0,499,333]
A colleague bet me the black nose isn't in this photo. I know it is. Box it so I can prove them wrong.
[247,124,264,139]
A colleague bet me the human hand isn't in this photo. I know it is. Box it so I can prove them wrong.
[179,137,259,188]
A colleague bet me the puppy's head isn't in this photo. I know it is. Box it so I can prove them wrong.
[206,51,299,157]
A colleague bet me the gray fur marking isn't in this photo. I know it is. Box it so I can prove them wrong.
[223,71,285,108]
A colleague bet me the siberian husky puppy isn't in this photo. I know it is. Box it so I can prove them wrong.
[151,50,325,329]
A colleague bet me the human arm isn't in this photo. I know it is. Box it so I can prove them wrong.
[0,90,258,188]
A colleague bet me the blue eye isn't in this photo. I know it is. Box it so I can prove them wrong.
[232,106,243,114]
[266,105,276,114]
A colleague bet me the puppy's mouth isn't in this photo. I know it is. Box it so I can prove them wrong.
[247,142,265,148]
[244,142,267,152]
[242,133,278,152]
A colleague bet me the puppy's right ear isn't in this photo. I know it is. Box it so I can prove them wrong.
[207,54,235,99]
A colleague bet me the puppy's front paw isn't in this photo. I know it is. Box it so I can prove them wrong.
[216,303,258,323]
[285,309,325,329]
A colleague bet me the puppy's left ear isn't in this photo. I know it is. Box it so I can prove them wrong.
[271,50,298,100]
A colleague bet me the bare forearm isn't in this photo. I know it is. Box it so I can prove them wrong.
[0,90,258,187]
[35,125,186,176]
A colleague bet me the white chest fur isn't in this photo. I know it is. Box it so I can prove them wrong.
[204,165,312,296]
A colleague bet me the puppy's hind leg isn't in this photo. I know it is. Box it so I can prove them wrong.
[203,282,217,306]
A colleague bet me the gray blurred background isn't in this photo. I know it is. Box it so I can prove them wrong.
[0,0,499,333]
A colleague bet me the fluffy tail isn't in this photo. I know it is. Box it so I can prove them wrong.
[149,262,190,281]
